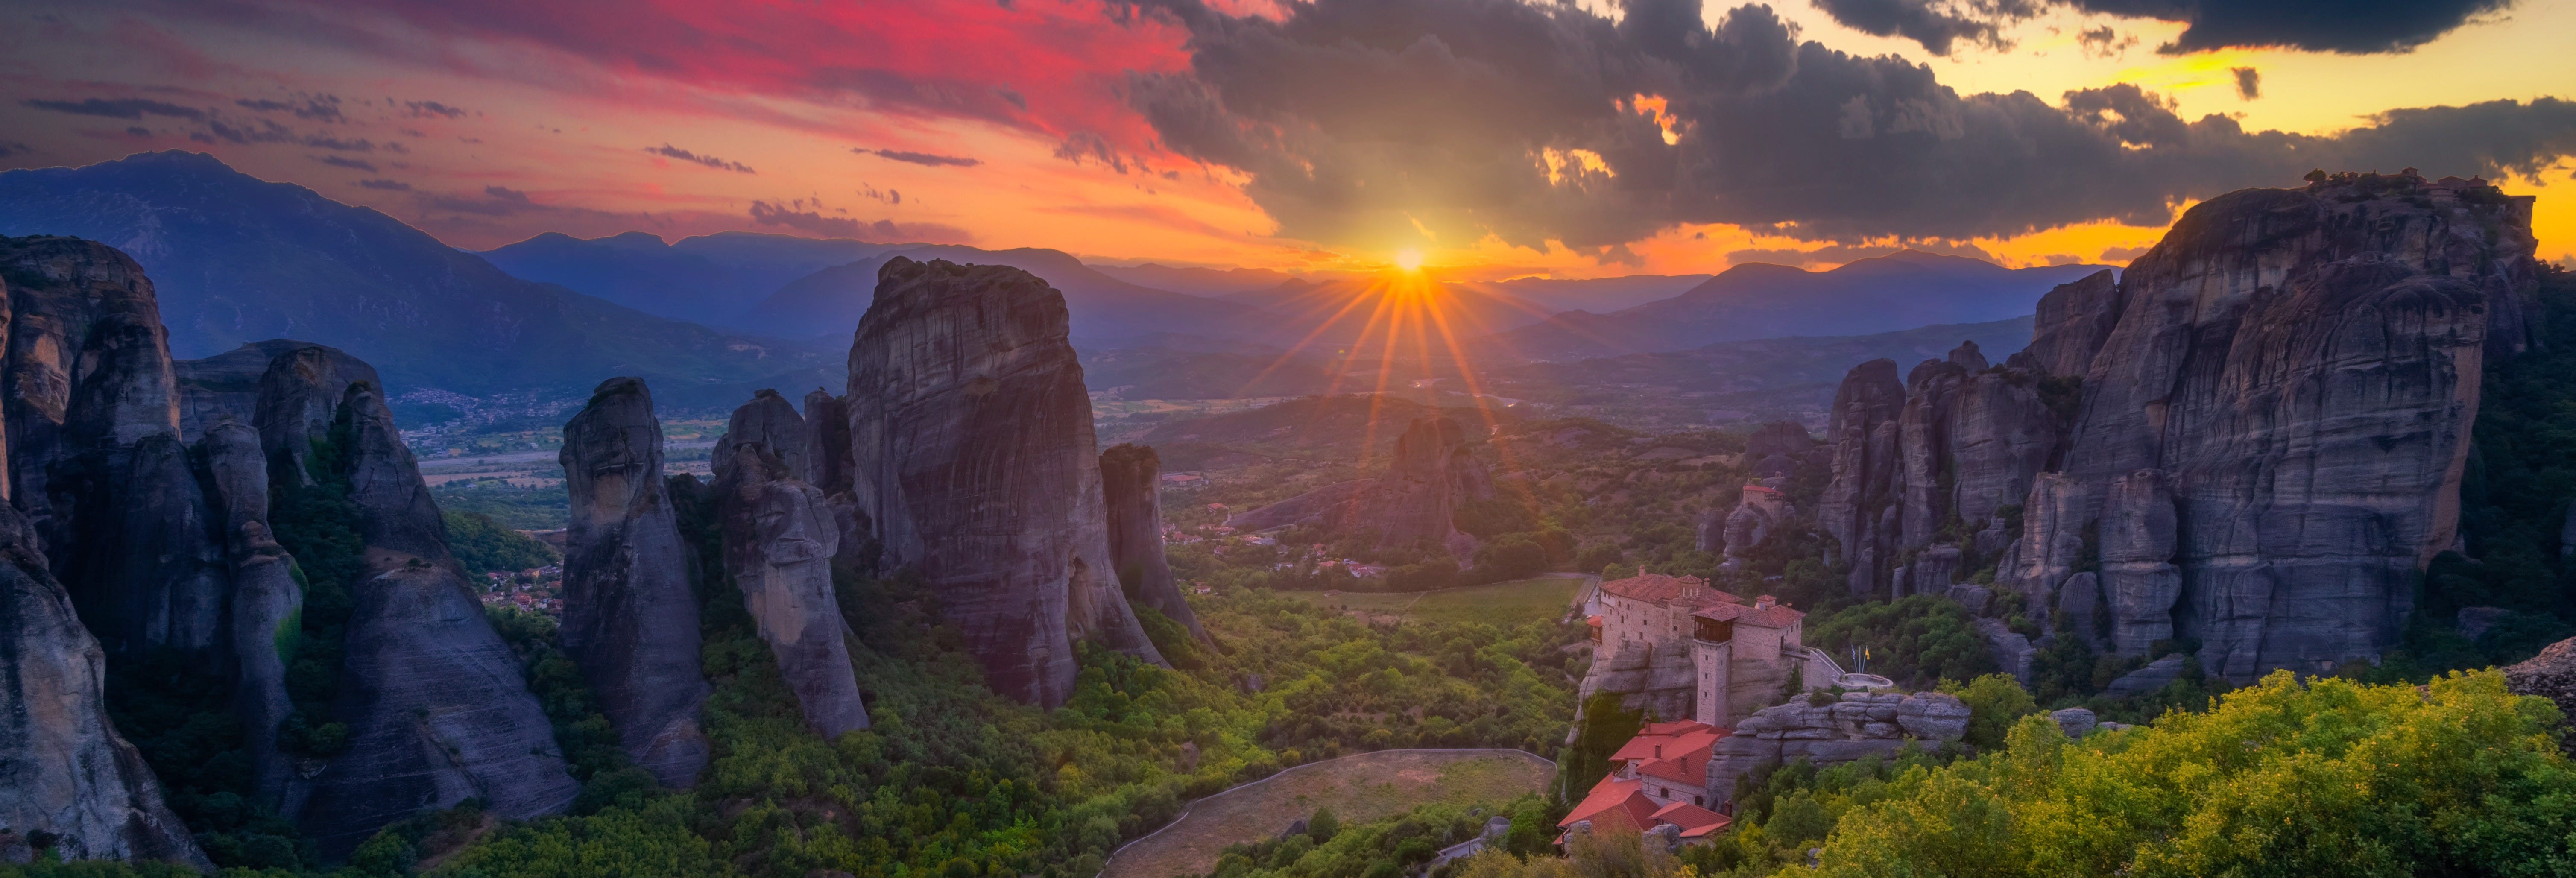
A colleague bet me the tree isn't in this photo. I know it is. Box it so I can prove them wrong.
[1944,673,2039,750]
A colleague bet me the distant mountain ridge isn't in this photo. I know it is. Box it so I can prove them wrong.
[1487,250,2108,360]
[478,230,884,325]
[734,245,1269,344]
[0,151,833,401]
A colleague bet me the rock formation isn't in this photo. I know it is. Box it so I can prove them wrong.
[2504,636,2576,752]
[1702,690,1967,805]
[1099,443,1209,643]
[1995,175,2534,680]
[250,344,381,483]
[0,502,211,869]
[1226,416,1496,560]
[293,382,577,855]
[714,392,870,738]
[843,257,1163,707]
[173,339,372,442]
[199,418,302,802]
[559,377,711,786]
[1,236,228,663]
[800,389,871,565]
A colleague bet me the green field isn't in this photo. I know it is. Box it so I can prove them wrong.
[1292,577,1585,626]
[1101,749,1552,878]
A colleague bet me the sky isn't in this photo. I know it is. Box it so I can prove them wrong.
[3,0,2574,279]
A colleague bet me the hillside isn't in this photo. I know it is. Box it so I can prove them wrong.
[478,230,884,325]
[0,152,833,401]
[1486,251,2102,360]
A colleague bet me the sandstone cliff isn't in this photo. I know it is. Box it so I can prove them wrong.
[559,377,711,786]
[1993,175,2533,680]
[0,493,210,869]
[713,392,870,738]
[844,257,1163,706]
[292,382,577,855]
[1225,416,1496,560]
[1099,443,1209,644]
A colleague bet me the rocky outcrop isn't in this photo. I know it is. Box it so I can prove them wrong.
[1,237,228,664]
[199,418,302,802]
[844,258,1162,706]
[1227,416,1496,560]
[251,344,381,483]
[559,378,711,787]
[2504,636,2576,752]
[294,383,577,855]
[0,503,211,869]
[1704,690,1967,805]
[174,340,373,442]
[2021,269,2122,380]
[1099,444,1208,643]
[800,389,870,565]
[1820,342,2060,597]
[714,393,870,738]
[1997,176,2533,680]
[1704,483,1796,564]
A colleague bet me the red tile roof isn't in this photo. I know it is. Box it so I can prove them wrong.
[1648,801,1733,838]
[1607,720,1727,786]
[1559,777,1658,836]
[1599,572,1740,609]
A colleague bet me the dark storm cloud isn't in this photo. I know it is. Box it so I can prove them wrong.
[21,97,203,120]
[2063,0,2516,55]
[2232,66,2260,99]
[645,143,755,173]
[1115,0,2576,250]
[857,147,982,167]
[1826,0,2519,56]
[1808,0,2011,55]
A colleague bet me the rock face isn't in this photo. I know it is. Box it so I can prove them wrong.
[1820,341,2061,596]
[0,503,211,869]
[1998,176,2534,680]
[800,389,871,565]
[2504,636,2576,752]
[1098,444,1208,643]
[249,344,381,483]
[1,237,228,663]
[559,378,711,787]
[199,418,303,802]
[293,382,577,855]
[173,339,373,442]
[843,257,1163,707]
[1227,416,1496,560]
[1703,690,1967,805]
[713,392,870,738]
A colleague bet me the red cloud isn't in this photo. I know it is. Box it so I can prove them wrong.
[254,0,1193,152]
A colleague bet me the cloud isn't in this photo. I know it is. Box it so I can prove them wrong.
[236,94,345,122]
[21,97,203,120]
[356,178,413,190]
[1835,0,2522,56]
[1809,0,2014,55]
[2060,0,2515,55]
[1117,0,2576,252]
[125,126,152,137]
[857,147,981,167]
[2098,244,2153,262]
[2233,66,2260,100]
[0,141,31,157]
[747,199,975,243]
[404,100,467,118]
[1725,241,2004,267]
[2075,25,2136,57]
[313,155,377,171]
[644,143,755,173]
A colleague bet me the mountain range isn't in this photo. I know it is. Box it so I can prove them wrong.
[0,151,833,404]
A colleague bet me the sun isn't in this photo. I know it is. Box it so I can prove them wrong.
[1393,249,1424,272]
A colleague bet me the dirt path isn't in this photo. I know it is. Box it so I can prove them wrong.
[1102,749,1553,878]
